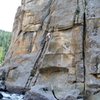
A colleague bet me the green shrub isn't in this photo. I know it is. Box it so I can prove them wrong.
[0,47,4,63]
[0,30,12,64]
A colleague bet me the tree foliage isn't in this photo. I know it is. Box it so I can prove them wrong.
[0,30,12,64]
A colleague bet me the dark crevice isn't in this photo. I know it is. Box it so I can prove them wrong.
[94,89,100,95]
[32,73,39,86]
[18,30,22,36]
[22,32,28,40]
[41,0,54,31]
[82,6,86,100]
[25,31,51,88]
[24,0,54,88]
[57,23,82,31]
[52,90,59,100]
[39,67,68,74]
[6,66,18,78]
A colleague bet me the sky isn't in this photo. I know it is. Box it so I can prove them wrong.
[0,0,21,32]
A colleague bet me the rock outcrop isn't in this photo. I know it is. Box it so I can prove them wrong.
[0,0,100,99]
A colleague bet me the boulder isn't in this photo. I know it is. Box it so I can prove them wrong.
[24,85,56,100]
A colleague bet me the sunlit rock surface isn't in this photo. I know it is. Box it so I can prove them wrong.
[0,0,100,99]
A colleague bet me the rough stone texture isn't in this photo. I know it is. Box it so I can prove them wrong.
[85,0,100,99]
[64,96,77,100]
[0,0,100,99]
[24,85,56,100]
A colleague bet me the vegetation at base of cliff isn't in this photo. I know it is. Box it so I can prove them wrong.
[0,30,12,64]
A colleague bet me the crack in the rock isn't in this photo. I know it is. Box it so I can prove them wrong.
[25,31,51,87]
[25,0,55,87]
[83,11,86,99]
[52,89,59,100]
[41,0,54,31]
[94,89,100,95]
[32,72,39,86]
[57,23,82,31]
[82,0,87,99]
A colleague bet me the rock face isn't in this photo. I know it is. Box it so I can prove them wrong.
[23,85,57,100]
[1,0,100,99]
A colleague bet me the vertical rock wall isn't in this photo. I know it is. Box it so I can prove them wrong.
[1,0,100,99]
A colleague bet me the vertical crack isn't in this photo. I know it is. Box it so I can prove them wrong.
[82,11,86,99]
[50,85,59,100]
[82,0,87,99]
[24,31,51,88]
[24,0,54,88]
[52,90,59,100]
[33,72,39,86]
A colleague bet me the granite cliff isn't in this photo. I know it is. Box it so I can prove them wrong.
[0,0,100,100]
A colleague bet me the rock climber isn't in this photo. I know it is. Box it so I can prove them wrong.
[46,32,51,42]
